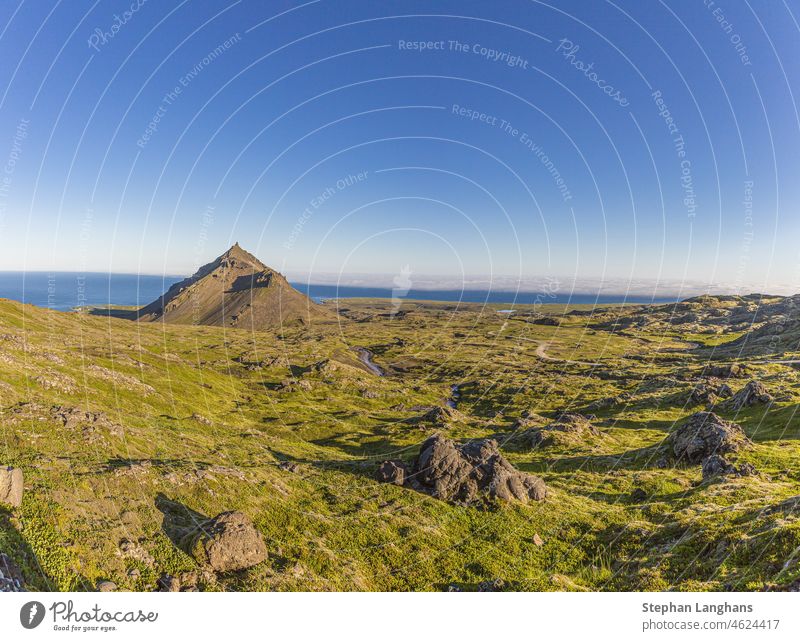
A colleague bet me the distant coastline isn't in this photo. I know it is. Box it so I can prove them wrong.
[0,271,684,311]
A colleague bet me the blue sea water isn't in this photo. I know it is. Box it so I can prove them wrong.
[0,272,184,312]
[0,272,677,312]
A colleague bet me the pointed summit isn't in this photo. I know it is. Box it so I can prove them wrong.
[137,244,333,328]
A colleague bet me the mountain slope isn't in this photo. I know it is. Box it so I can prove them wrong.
[136,243,333,328]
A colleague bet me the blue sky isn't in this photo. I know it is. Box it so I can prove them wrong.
[0,0,798,295]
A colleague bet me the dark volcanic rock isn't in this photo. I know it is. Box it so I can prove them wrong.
[671,412,752,464]
[726,380,774,410]
[703,363,749,379]
[412,435,546,505]
[701,454,758,480]
[375,460,408,486]
[690,378,733,406]
[183,511,268,573]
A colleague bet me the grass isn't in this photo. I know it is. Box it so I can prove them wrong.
[0,296,799,591]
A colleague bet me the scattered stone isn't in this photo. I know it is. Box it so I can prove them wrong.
[113,460,152,477]
[278,461,300,474]
[87,365,155,395]
[408,405,462,428]
[703,363,749,379]
[118,539,155,567]
[630,488,648,502]
[0,466,23,507]
[375,460,408,486]
[411,435,547,505]
[671,412,752,464]
[532,533,544,547]
[0,553,25,592]
[97,580,117,592]
[191,413,212,426]
[521,413,601,449]
[587,393,632,410]
[157,574,181,592]
[477,578,506,591]
[701,455,758,480]
[183,511,268,573]
[33,372,77,394]
[726,380,774,410]
[689,378,733,406]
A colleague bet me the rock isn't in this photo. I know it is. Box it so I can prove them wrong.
[158,574,181,592]
[521,413,601,449]
[701,455,758,480]
[278,461,300,474]
[704,363,749,379]
[477,578,506,591]
[375,460,408,486]
[726,380,774,410]
[671,412,751,464]
[630,488,648,502]
[412,435,546,505]
[408,405,462,428]
[183,511,268,573]
[689,378,733,406]
[0,466,23,507]
[97,580,117,592]
[532,533,544,547]
[0,553,25,592]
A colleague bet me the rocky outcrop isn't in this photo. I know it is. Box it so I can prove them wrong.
[689,378,733,406]
[671,412,752,464]
[726,380,774,410]
[520,413,602,449]
[703,363,749,379]
[701,454,758,480]
[407,405,463,428]
[375,460,407,486]
[183,511,268,573]
[410,435,546,505]
[0,466,23,508]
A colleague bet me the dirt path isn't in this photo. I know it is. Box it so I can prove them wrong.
[510,336,601,367]
[355,348,384,376]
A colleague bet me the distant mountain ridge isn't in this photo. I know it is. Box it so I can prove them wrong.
[136,243,333,328]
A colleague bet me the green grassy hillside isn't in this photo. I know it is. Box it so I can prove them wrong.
[1,297,799,591]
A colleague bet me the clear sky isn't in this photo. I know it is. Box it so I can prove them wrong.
[0,0,798,295]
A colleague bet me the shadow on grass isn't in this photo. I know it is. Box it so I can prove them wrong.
[0,505,91,591]
[154,493,211,556]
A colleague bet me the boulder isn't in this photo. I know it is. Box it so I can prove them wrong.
[412,435,546,505]
[671,412,751,464]
[703,363,749,379]
[375,460,408,486]
[183,511,268,573]
[0,466,23,508]
[689,378,733,406]
[701,455,758,480]
[726,380,774,410]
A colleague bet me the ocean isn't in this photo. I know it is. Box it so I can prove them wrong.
[0,271,675,312]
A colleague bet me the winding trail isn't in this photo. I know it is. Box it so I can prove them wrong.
[512,336,601,367]
[356,348,384,376]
